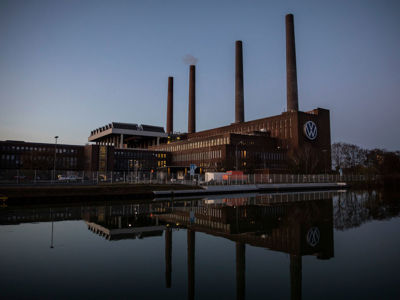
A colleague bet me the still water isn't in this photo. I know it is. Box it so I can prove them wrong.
[0,190,399,300]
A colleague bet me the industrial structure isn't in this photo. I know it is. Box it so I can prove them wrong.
[149,13,331,174]
[0,14,331,175]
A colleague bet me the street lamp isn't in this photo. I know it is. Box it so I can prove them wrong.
[53,136,59,182]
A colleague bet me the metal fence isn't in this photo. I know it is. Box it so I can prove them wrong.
[202,173,378,185]
[0,169,379,186]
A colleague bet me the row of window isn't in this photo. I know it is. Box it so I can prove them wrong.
[240,152,285,161]
[1,155,79,168]
[194,118,294,139]
[114,151,167,159]
[0,145,78,153]
[162,137,229,152]
[172,150,222,163]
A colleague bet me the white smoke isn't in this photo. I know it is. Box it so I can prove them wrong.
[183,54,198,65]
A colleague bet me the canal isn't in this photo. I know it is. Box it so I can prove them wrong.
[0,190,399,299]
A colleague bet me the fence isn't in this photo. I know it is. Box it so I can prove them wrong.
[0,169,379,186]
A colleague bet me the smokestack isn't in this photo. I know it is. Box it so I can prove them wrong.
[235,40,244,123]
[286,14,299,112]
[188,65,196,133]
[166,77,173,134]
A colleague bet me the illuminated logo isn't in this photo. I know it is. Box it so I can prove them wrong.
[303,121,318,140]
[306,227,320,247]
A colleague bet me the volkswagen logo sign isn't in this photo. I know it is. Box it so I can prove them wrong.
[306,227,320,247]
[303,121,318,140]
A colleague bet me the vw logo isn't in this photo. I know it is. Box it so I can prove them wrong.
[306,227,320,247]
[303,121,317,140]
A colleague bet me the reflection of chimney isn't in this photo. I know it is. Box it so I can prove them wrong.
[187,229,195,300]
[188,65,196,133]
[165,228,172,288]
[167,77,173,134]
[286,14,299,112]
[236,242,245,300]
[235,41,244,123]
[290,254,302,300]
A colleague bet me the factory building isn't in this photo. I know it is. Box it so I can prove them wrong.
[0,14,331,175]
[149,14,331,173]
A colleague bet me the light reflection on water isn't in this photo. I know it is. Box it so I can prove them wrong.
[0,190,399,300]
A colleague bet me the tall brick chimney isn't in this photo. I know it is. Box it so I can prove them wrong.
[188,65,196,133]
[166,77,173,134]
[286,14,299,112]
[235,40,244,123]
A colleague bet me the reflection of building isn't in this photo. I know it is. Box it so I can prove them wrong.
[82,203,167,240]
[77,193,334,299]
[156,194,334,300]
[1,14,330,175]
[86,221,165,241]
[0,191,358,300]
[0,192,336,299]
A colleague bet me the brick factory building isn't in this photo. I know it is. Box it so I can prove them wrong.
[0,14,331,175]
[149,14,331,174]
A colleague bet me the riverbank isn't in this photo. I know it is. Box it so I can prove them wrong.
[0,183,200,204]
[0,182,351,205]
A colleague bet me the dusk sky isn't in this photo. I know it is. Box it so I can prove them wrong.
[1,0,399,150]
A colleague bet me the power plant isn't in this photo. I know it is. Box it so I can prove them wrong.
[0,14,331,175]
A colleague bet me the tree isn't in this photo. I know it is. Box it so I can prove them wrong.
[331,142,366,173]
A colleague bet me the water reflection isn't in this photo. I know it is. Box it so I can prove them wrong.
[151,193,335,300]
[1,190,399,300]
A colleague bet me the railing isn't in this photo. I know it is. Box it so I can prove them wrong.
[0,169,379,186]
[202,173,378,186]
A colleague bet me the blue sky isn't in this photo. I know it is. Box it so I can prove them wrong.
[0,0,399,150]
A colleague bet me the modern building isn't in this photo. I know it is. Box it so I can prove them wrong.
[0,140,169,177]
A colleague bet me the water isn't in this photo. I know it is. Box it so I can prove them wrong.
[0,190,399,300]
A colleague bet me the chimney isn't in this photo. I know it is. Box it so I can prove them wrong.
[188,65,196,133]
[286,14,299,112]
[166,77,173,134]
[235,40,244,123]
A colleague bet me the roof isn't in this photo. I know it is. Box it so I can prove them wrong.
[89,122,167,141]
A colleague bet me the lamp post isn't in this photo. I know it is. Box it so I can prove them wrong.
[53,136,59,182]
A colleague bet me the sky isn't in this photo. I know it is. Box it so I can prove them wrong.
[0,0,399,150]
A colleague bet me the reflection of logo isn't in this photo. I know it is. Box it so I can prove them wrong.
[306,227,320,247]
[303,121,317,140]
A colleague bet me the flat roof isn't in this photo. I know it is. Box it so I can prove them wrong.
[89,122,168,141]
